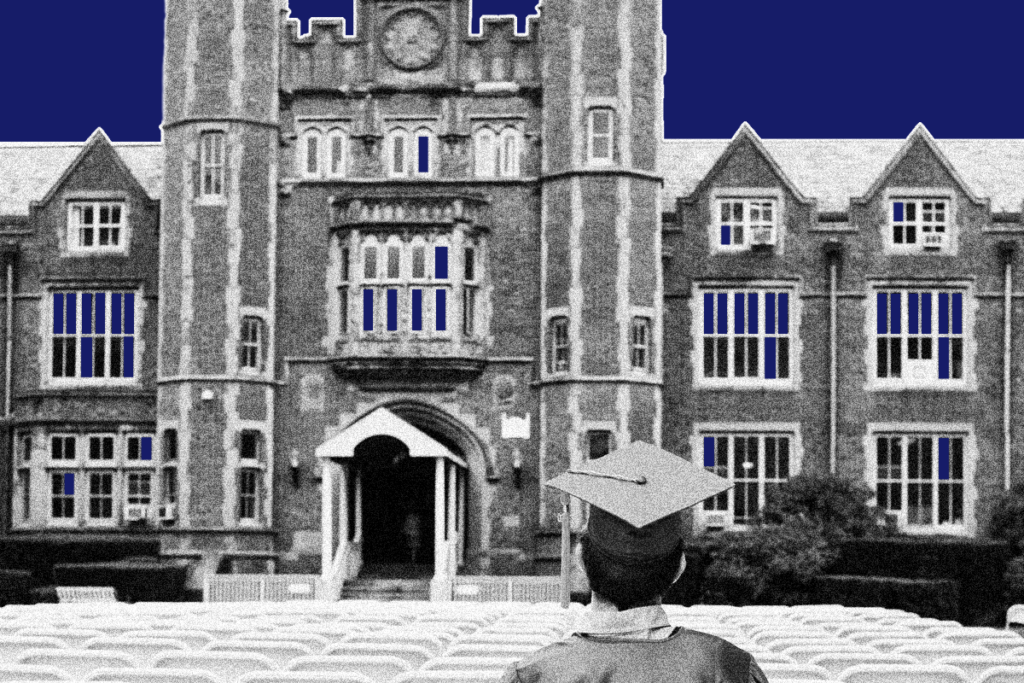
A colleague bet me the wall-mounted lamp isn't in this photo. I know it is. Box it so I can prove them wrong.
[290,450,301,488]
[512,447,522,489]
[200,389,215,402]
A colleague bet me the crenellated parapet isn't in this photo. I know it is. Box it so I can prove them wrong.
[280,0,540,94]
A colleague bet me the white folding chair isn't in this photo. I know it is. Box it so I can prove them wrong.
[893,642,991,664]
[748,651,797,664]
[0,664,71,682]
[15,628,106,648]
[79,620,156,638]
[976,666,1024,683]
[862,636,932,653]
[342,631,447,656]
[152,651,277,682]
[766,638,857,653]
[781,645,876,665]
[757,662,832,680]
[939,629,1024,647]
[837,663,970,683]
[970,638,1024,656]
[84,637,188,666]
[934,656,1024,682]
[238,673,375,683]
[454,634,552,648]
[232,631,330,653]
[121,629,213,650]
[85,668,221,683]
[445,644,545,658]
[809,652,919,678]
[205,640,313,667]
[393,672,506,683]
[15,649,135,679]
[0,637,67,661]
[323,642,434,669]
[286,655,411,683]
[422,657,521,672]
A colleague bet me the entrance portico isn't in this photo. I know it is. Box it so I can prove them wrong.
[315,407,467,600]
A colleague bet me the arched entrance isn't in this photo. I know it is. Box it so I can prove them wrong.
[316,406,472,599]
[355,435,436,575]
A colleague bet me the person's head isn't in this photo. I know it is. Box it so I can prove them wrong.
[579,530,686,611]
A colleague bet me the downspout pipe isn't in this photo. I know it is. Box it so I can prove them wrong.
[824,240,844,476]
[999,241,1016,491]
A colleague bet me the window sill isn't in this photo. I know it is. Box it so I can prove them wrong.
[865,381,975,392]
[64,249,130,258]
[694,381,798,391]
[195,196,228,207]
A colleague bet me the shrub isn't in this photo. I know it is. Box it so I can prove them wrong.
[759,472,899,541]
[53,559,188,602]
[697,517,838,605]
[812,575,960,621]
[1004,555,1024,604]
[989,482,1024,551]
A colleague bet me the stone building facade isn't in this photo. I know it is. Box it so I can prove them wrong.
[0,0,1023,591]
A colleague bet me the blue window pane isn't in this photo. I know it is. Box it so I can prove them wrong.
[877,292,887,335]
[66,293,76,335]
[779,293,789,334]
[939,437,950,480]
[81,338,93,378]
[362,290,373,331]
[939,337,950,379]
[386,289,398,331]
[893,202,904,222]
[435,246,448,279]
[82,293,93,334]
[142,437,152,461]
[734,292,744,334]
[53,294,64,334]
[721,225,731,245]
[703,293,713,334]
[909,293,918,334]
[952,293,962,334]
[418,136,429,173]
[922,293,931,334]
[716,293,727,334]
[703,436,716,468]
[123,338,134,378]
[765,338,777,379]
[766,293,776,334]
[939,292,949,334]
[748,293,758,334]
[64,472,74,496]
[112,293,122,334]
[124,293,135,334]
[436,289,447,331]
[412,289,422,331]
[890,293,901,335]
[95,293,105,334]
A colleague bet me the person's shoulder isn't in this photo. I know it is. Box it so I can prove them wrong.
[675,629,755,663]
[500,637,585,683]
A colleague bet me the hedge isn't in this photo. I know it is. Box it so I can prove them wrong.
[0,569,34,605]
[0,537,160,582]
[53,560,188,602]
[811,575,961,621]
[829,537,1014,626]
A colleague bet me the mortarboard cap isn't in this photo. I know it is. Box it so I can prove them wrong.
[546,441,733,563]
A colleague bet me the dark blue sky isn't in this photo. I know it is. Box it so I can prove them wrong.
[1,1,1021,141]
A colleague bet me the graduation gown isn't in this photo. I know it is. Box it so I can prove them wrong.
[500,606,769,683]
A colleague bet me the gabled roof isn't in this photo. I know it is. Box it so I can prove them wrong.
[856,123,983,206]
[0,130,162,216]
[315,407,466,467]
[681,122,810,206]
[660,132,1024,214]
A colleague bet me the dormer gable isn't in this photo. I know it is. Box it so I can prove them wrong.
[682,123,810,255]
[856,123,984,210]
[683,123,810,207]
[856,124,986,256]
[34,128,154,213]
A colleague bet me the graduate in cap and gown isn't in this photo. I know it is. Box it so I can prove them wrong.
[500,442,768,683]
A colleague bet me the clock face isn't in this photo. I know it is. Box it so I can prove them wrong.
[382,10,445,71]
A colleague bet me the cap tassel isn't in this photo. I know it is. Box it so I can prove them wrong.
[559,491,571,608]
